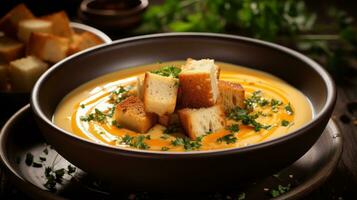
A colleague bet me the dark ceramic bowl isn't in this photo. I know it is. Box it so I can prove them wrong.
[31,33,336,192]
[0,22,111,123]
[78,0,148,30]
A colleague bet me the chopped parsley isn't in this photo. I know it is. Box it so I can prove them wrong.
[110,86,129,104]
[216,134,237,144]
[271,99,283,111]
[269,184,291,198]
[80,104,85,109]
[120,135,149,150]
[111,120,122,128]
[80,108,107,123]
[285,103,294,115]
[281,120,290,126]
[161,146,170,151]
[151,66,181,78]
[227,107,271,132]
[171,137,201,151]
[226,124,240,133]
[245,90,270,110]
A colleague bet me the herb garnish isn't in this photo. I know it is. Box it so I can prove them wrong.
[151,66,181,78]
[171,137,201,151]
[227,107,271,132]
[110,86,129,104]
[281,120,290,127]
[161,146,170,151]
[120,135,150,150]
[226,124,240,133]
[269,184,291,198]
[111,120,122,128]
[80,108,107,123]
[245,90,269,110]
[271,99,283,112]
[285,103,294,115]
[217,134,237,144]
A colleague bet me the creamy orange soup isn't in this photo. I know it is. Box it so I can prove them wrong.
[53,61,312,152]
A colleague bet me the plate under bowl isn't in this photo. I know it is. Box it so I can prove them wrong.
[30,33,336,192]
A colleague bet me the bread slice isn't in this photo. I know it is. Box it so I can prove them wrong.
[179,59,219,108]
[27,32,69,63]
[143,72,179,116]
[114,96,157,133]
[68,32,103,55]
[40,11,73,38]
[218,80,245,111]
[17,19,53,43]
[158,113,180,127]
[0,4,34,36]
[0,36,24,62]
[178,105,225,139]
[9,56,48,91]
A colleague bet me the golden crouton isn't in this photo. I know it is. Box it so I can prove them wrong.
[158,113,180,127]
[68,32,104,55]
[114,96,157,133]
[178,105,225,140]
[27,32,69,63]
[218,80,245,111]
[9,56,48,91]
[0,36,24,62]
[0,4,34,36]
[40,11,73,38]
[17,19,53,43]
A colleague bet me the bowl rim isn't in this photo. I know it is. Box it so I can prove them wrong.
[0,22,112,95]
[31,32,337,157]
[80,0,149,16]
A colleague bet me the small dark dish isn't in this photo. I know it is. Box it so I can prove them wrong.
[0,105,343,199]
[0,22,111,122]
[31,33,336,192]
[78,0,149,30]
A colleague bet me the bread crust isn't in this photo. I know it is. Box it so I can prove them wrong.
[218,80,245,111]
[115,96,157,133]
[0,4,34,36]
[40,11,73,38]
[68,32,103,55]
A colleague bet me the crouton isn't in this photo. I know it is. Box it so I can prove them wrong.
[218,80,245,111]
[143,72,179,116]
[179,59,219,108]
[178,105,225,139]
[40,11,73,38]
[17,19,53,43]
[27,32,69,63]
[182,58,220,78]
[114,96,157,133]
[159,113,180,127]
[135,75,144,100]
[0,63,9,88]
[0,4,34,36]
[68,32,103,55]
[9,56,48,91]
[0,36,24,62]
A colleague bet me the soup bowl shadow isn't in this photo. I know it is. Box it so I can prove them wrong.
[31,33,336,192]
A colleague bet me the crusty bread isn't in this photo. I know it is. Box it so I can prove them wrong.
[218,80,245,111]
[179,59,219,108]
[0,4,34,36]
[0,63,9,88]
[158,113,180,127]
[17,19,53,43]
[68,32,103,55]
[143,72,179,116]
[27,32,69,63]
[0,36,24,62]
[182,58,220,78]
[9,56,48,91]
[178,105,225,139]
[40,11,73,38]
[114,96,157,133]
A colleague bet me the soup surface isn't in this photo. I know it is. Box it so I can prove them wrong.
[54,61,312,152]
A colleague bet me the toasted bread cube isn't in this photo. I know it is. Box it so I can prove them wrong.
[9,56,48,91]
[158,113,180,127]
[0,4,34,36]
[218,80,245,111]
[114,96,157,133]
[17,19,53,43]
[68,32,104,55]
[40,11,73,38]
[0,36,24,62]
[179,59,219,108]
[135,75,144,100]
[0,63,9,87]
[143,72,179,116]
[178,105,225,139]
[27,32,69,63]
[182,58,220,79]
